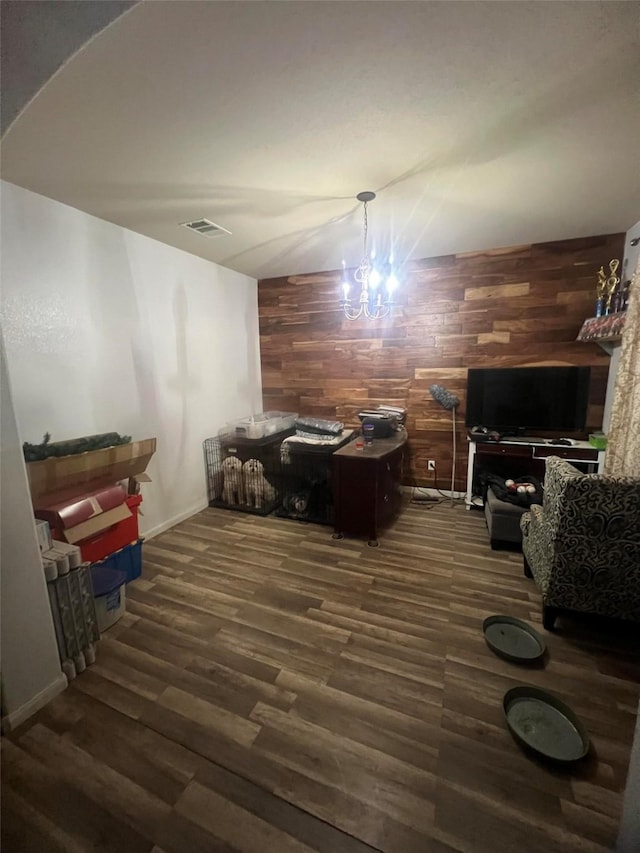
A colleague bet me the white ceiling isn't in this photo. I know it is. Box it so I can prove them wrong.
[2,1,639,280]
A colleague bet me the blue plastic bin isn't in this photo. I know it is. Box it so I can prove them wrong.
[90,565,127,632]
[91,538,143,583]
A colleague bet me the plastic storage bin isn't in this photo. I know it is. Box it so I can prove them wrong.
[91,565,127,632]
[224,411,297,439]
[91,538,143,583]
[265,411,297,432]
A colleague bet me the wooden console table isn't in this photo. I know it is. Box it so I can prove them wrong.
[465,437,605,509]
[332,431,407,546]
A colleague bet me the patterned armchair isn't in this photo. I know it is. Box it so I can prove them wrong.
[520,456,640,630]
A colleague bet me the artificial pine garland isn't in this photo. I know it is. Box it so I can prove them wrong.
[23,432,132,462]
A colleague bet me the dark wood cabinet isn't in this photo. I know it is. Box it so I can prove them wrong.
[332,432,407,545]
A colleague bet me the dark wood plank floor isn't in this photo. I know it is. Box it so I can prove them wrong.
[3,502,639,852]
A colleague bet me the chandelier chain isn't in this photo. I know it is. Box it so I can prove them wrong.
[362,202,369,262]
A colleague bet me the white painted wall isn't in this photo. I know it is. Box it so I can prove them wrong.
[0,180,261,724]
[1,330,67,728]
[1,181,263,538]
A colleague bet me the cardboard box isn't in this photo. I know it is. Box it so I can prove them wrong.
[76,494,142,564]
[36,484,131,545]
[27,438,156,508]
[35,519,52,552]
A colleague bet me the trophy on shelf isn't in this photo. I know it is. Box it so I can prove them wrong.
[595,259,620,317]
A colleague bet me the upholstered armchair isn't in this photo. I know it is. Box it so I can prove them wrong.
[520,456,640,630]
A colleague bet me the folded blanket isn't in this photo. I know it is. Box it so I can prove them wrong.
[294,417,344,437]
[281,430,354,463]
[295,430,341,441]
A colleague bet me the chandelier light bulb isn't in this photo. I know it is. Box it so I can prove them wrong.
[369,268,381,289]
[340,260,350,298]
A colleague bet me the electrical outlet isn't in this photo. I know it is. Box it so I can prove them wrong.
[428,460,436,471]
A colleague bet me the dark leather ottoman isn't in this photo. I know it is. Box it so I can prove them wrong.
[484,486,527,550]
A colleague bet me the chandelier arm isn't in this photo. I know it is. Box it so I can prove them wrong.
[363,303,391,321]
[343,303,364,320]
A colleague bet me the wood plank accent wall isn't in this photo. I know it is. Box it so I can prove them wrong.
[258,233,624,490]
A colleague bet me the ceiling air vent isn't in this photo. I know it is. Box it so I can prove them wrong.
[181,218,231,238]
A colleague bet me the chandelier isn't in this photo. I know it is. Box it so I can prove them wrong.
[340,191,398,320]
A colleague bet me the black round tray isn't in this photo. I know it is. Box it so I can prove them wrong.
[483,615,546,663]
[503,685,590,763]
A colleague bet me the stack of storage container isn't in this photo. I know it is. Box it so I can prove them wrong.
[26,436,156,644]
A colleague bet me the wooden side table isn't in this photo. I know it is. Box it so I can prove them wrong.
[332,431,407,546]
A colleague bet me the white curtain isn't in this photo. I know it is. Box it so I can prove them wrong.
[604,261,640,477]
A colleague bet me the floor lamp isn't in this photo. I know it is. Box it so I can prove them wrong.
[428,384,460,507]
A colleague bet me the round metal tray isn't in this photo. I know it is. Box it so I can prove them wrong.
[483,615,546,663]
[503,686,590,763]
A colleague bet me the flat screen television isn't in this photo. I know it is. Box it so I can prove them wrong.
[465,366,591,434]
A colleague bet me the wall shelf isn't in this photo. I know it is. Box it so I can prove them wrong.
[576,313,626,354]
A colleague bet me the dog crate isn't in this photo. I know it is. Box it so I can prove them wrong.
[203,431,289,516]
[276,432,356,525]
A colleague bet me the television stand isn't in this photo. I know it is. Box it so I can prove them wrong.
[465,437,605,509]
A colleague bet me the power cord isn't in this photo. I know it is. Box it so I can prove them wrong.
[410,486,448,508]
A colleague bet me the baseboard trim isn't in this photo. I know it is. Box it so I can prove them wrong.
[1,672,68,733]
[142,499,209,541]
